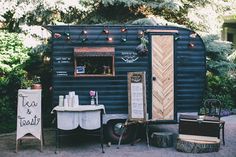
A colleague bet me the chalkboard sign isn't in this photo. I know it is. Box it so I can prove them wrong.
[128,72,147,121]
[55,57,71,63]
[16,89,43,151]
[56,71,68,76]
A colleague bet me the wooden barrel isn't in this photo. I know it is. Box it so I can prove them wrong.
[151,132,173,148]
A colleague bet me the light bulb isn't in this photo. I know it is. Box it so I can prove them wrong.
[107,37,113,41]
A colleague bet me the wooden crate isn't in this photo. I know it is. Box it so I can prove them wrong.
[179,115,220,138]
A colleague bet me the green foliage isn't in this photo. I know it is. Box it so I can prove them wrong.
[202,33,236,109]
[0,31,41,133]
[201,34,236,76]
[0,96,16,133]
[205,72,236,109]
[0,31,29,73]
[0,0,97,31]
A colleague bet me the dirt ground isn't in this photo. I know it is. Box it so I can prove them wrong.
[1,115,236,157]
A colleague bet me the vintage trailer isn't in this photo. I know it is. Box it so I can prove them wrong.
[47,25,206,142]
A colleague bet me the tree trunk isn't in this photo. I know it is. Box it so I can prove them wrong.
[151,132,173,147]
[176,134,220,153]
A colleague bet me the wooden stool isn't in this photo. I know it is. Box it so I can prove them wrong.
[151,132,173,148]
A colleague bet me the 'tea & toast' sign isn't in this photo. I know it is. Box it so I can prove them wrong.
[17,89,42,140]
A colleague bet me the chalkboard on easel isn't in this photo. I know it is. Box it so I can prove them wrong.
[128,72,147,121]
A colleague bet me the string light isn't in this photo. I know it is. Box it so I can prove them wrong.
[64,32,70,40]
[190,32,197,38]
[53,33,61,39]
[120,26,127,42]
[121,37,127,42]
[137,30,144,38]
[81,28,88,42]
[175,36,180,40]
[81,30,87,35]
[188,42,195,48]
[188,32,196,48]
[121,27,127,32]
[103,28,109,34]
[175,32,180,41]
[82,38,88,42]
[106,37,113,41]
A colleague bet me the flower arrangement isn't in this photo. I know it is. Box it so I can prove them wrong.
[89,90,96,105]
[89,90,96,97]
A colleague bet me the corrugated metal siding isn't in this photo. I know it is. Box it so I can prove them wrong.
[48,25,206,117]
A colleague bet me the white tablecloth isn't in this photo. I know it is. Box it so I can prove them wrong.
[51,105,105,130]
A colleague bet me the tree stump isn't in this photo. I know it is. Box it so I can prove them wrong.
[176,134,220,153]
[151,132,173,148]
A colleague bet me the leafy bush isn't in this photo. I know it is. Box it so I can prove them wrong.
[0,31,29,73]
[0,96,16,133]
[0,31,35,133]
[201,33,236,110]
[205,72,236,109]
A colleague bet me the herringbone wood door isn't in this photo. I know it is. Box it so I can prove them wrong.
[152,35,174,120]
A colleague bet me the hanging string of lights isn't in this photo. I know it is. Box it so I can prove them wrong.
[52,25,157,44]
[120,26,128,42]
[189,31,197,48]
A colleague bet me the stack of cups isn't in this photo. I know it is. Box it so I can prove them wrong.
[69,91,75,107]
[59,91,80,107]
[74,95,79,106]
[64,95,69,108]
[59,95,64,107]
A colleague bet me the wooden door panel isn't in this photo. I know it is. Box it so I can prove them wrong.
[152,35,174,120]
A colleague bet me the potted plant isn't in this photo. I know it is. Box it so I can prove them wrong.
[31,76,41,89]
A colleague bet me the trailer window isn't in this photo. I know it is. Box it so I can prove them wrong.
[74,47,115,77]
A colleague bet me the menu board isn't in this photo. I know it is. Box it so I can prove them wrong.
[128,72,147,121]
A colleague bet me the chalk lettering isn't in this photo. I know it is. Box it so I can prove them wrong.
[19,94,38,107]
[18,115,40,127]
[18,94,28,107]
[27,109,32,114]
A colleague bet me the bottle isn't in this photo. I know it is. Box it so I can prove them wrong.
[91,97,95,105]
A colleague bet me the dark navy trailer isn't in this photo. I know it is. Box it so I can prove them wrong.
[47,25,206,142]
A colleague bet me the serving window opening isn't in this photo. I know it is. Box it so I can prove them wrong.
[74,47,115,77]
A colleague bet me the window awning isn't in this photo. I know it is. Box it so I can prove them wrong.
[74,47,115,57]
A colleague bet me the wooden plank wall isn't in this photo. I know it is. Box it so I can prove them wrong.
[152,35,174,120]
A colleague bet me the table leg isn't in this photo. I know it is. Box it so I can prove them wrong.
[222,123,225,145]
[100,111,104,153]
[146,122,150,149]
[55,128,59,154]
[15,140,18,153]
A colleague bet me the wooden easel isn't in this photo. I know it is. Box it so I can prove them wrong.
[117,72,149,148]
[117,119,150,149]
[16,133,43,152]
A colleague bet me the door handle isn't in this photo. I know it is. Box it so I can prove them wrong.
[153,76,156,81]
